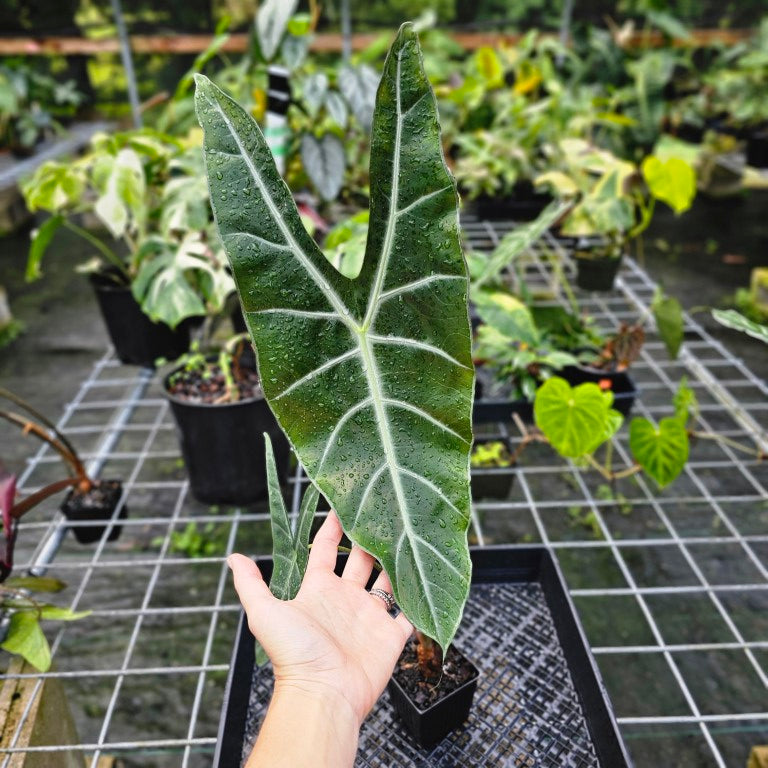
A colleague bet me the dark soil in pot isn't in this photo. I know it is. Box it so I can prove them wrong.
[89,271,192,367]
[164,360,290,505]
[575,253,623,292]
[61,479,127,544]
[387,637,479,748]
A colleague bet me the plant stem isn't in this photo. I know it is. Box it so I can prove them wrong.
[415,631,442,682]
[62,220,127,276]
[0,388,86,478]
[690,430,765,459]
[0,410,88,483]
[585,454,612,481]
[10,477,80,520]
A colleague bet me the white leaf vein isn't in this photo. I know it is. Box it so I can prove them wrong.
[272,347,359,401]
[369,334,470,370]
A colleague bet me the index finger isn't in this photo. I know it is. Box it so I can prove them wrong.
[306,511,343,573]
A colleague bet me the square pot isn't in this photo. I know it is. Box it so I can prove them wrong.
[60,479,127,544]
[387,644,479,748]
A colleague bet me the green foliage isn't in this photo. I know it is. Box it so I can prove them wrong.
[534,377,622,458]
[21,129,233,329]
[0,583,90,672]
[0,62,83,151]
[473,290,578,400]
[651,288,684,360]
[162,521,228,558]
[712,309,768,345]
[195,25,473,651]
[322,210,369,279]
[642,156,696,215]
[471,440,514,468]
[629,417,689,488]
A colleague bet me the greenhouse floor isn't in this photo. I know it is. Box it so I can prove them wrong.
[2,219,767,768]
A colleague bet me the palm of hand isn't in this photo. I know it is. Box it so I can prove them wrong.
[229,513,413,726]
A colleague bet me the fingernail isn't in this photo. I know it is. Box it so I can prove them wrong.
[226,555,235,570]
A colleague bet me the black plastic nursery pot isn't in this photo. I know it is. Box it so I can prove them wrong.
[164,367,290,505]
[473,367,533,425]
[89,272,192,368]
[60,479,127,544]
[746,128,768,169]
[214,547,631,768]
[387,643,479,748]
[470,436,516,500]
[575,253,623,292]
[560,364,639,418]
[471,184,553,222]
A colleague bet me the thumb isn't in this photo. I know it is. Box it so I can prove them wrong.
[228,553,275,623]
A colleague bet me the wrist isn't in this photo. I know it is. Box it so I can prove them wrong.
[248,681,359,767]
[273,678,362,729]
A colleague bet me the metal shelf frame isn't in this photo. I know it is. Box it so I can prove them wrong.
[1,218,766,767]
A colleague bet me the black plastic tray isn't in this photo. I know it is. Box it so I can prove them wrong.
[214,546,631,768]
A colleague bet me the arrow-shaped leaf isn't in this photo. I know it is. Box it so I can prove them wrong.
[195,23,473,650]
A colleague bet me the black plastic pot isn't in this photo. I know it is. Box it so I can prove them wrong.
[471,183,553,222]
[575,253,623,292]
[164,366,290,505]
[746,128,768,169]
[471,436,516,500]
[387,647,479,749]
[473,368,533,425]
[560,364,638,417]
[90,272,192,367]
[60,479,127,544]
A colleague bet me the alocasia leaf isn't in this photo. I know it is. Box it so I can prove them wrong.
[629,417,689,487]
[195,23,473,650]
[535,377,622,458]
[256,0,299,61]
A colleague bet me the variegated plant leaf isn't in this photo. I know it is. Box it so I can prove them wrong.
[195,23,473,650]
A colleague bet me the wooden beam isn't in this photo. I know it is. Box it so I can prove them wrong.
[0,29,751,57]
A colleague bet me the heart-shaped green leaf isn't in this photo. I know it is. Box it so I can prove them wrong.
[195,24,473,651]
[629,417,689,488]
[535,377,622,458]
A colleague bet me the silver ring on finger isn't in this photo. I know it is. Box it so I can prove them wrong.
[369,588,396,611]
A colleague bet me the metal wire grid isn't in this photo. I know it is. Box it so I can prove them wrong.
[242,583,600,767]
[0,217,764,766]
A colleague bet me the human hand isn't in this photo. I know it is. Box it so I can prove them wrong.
[228,511,414,728]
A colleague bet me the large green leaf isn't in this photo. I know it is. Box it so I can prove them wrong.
[195,24,473,650]
[534,377,622,458]
[629,417,689,488]
[642,155,696,215]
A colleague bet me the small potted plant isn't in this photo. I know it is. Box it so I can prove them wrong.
[470,437,516,500]
[472,289,578,423]
[0,388,126,545]
[21,129,234,367]
[163,335,290,505]
[536,140,696,291]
